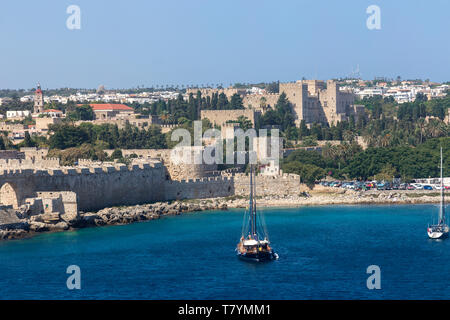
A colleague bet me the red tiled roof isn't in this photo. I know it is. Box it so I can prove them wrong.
[43,109,63,113]
[89,104,134,111]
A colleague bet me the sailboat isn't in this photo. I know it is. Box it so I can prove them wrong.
[236,165,278,262]
[427,147,449,239]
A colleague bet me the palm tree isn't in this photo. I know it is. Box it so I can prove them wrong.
[379,133,392,148]
[426,119,447,138]
[362,122,378,146]
[322,142,336,160]
[259,96,267,110]
[343,130,356,143]
[416,118,426,143]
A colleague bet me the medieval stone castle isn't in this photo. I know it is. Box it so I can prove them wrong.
[278,80,365,126]
[200,80,366,128]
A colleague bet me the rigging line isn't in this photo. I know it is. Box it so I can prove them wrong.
[259,208,269,240]
[241,208,247,237]
[253,169,269,240]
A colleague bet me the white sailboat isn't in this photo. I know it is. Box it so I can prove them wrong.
[427,147,448,239]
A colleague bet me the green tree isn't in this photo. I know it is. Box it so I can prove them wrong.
[67,104,94,121]
[229,94,244,109]
[235,116,252,131]
[49,124,91,149]
[374,163,397,181]
[110,149,123,159]
[282,161,325,188]
[21,131,36,147]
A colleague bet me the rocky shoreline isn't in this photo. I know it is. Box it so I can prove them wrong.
[0,189,447,241]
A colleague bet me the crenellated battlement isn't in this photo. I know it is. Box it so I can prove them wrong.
[0,159,163,178]
[0,159,168,211]
[0,155,305,212]
[0,157,60,168]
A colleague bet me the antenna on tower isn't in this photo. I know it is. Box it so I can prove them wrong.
[349,64,361,80]
[355,64,361,79]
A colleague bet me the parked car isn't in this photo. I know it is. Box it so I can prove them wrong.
[423,185,433,190]
[406,184,415,190]
[399,183,407,190]
[365,182,375,189]
[376,183,387,190]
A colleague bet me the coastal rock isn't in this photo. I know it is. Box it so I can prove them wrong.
[0,229,28,240]
[167,209,180,215]
[2,190,447,241]
[79,213,101,227]
[29,221,49,232]
[46,221,69,231]
[41,213,61,224]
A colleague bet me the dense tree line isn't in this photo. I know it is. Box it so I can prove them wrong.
[290,93,449,148]
[48,122,168,150]
[132,92,244,124]
[259,93,296,135]
[66,104,94,121]
[282,137,450,182]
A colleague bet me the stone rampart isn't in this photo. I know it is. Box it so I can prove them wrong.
[233,173,306,197]
[164,176,234,201]
[243,93,280,111]
[0,161,166,211]
[0,158,60,168]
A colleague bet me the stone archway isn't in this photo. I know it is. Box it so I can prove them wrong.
[0,182,19,209]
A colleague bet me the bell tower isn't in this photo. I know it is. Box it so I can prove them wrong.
[34,83,44,114]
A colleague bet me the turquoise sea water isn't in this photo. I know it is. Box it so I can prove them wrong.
[1,204,450,300]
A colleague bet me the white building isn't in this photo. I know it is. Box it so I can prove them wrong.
[259,159,280,176]
[6,110,31,118]
[356,87,385,99]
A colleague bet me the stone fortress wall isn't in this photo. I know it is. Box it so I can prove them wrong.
[0,148,60,168]
[0,161,166,211]
[186,88,246,100]
[232,173,305,197]
[242,93,280,112]
[0,138,305,218]
[0,158,304,214]
[103,148,219,181]
[164,176,234,201]
[20,147,49,160]
[0,158,60,168]
[200,109,261,127]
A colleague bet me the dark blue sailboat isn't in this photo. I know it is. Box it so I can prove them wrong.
[236,165,278,262]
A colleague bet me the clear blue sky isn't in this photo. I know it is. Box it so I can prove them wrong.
[0,0,449,89]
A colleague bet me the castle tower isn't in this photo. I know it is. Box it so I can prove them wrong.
[34,83,44,114]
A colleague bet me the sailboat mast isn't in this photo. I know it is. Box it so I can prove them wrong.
[249,164,254,236]
[440,147,445,222]
[253,165,257,239]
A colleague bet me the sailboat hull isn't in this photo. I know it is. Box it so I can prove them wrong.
[237,251,278,263]
[427,226,449,239]
[427,147,447,240]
